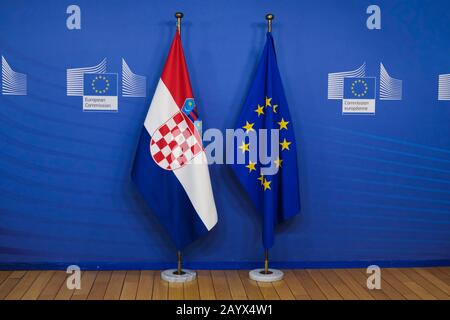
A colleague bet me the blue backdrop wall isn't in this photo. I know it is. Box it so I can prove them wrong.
[1,0,449,270]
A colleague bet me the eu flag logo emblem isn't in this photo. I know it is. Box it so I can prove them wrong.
[83,73,118,111]
[343,77,376,115]
[84,73,118,96]
[344,77,375,100]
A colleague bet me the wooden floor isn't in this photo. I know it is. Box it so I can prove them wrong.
[0,268,449,300]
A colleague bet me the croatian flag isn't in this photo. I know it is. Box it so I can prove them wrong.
[132,30,218,249]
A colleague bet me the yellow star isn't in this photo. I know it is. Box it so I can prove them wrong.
[242,121,255,133]
[254,104,264,117]
[262,178,271,191]
[278,118,289,130]
[274,157,283,168]
[272,104,278,113]
[257,174,265,185]
[265,96,272,107]
[245,161,256,173]
[280,138,291,151]
[238,141,250,153]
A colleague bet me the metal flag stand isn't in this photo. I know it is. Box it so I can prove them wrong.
[248,14,284,283]
[160,12,196,284]
[249,249,284,282]
[161,250,196,283]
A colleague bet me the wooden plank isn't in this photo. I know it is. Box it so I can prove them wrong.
[377,276,406,300]
[282,270,310,300]
[403,281,437,300]
[197,270,216,300]
[307,270,342,300]
[389,268,411,283]
[293,270,327,300]
[438,267,450,277]
[22,271,54,300]
[0,278,20,300]
[152,273,168,300]
[0,271,12,285]
[399,269,447,299]
[271,279,295,300]
[5,271,40,300]
[320,269,359,299]
[54,273,75,300]
[8,271,26,279]
[414,268,450,296]
[168,282,184,300]
[136,271,154,300]
[104,271,126,300]
[333,269,374,300]
[238,270,263,300]
[120,271,140,300]
[388,268,436,300]
[382,269,420,300]
[225,270,247,300]
[211,270,232,300]
[38,271,67,300]
[257,281,279,300]
[71,271,97,300]
[346,269,390,300]
[183,277,200,300]
[87,271,111,300]
[429,268,450,286]
[353,268,405,300]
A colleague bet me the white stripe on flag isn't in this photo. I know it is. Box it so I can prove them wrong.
[144,79,179,134]
[144,79,218,230]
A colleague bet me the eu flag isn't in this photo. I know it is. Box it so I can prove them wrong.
[231,32,301,249]
[343,77,376,100]
[83,73,118,96]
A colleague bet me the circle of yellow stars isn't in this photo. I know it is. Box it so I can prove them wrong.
[240,96,292,192]
[351,79,368,98]
[91,75,110,94]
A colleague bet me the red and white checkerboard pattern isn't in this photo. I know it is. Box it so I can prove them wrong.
[150,112,203,170]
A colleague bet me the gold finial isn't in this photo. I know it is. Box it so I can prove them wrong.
[265,13,274,33]
[175,12,184,33]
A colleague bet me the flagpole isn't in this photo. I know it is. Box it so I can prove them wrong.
[175,12,184,278]
[175,12,183,34]
[160,12,196,284]
[248,13,285,283]
[264,249,269,274]
[265,13,274,33]
[177,250,182,275]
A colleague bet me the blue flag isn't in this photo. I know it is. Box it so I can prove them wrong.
[231,33,301,249]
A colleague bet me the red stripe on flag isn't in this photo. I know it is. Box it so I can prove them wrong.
[161,31,194,109]
[160,30,202,145]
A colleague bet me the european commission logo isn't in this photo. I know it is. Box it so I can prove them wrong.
[328,62,403,115]
[66,58,146,112]
[83,73,118,112]
[343,77,376,114]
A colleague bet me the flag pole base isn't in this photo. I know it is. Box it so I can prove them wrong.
[249,268,283,282]
[161,269,196,283]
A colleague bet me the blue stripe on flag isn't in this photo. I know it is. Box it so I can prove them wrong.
[131,129,209,249]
